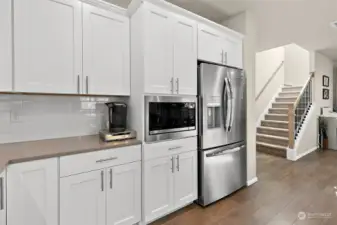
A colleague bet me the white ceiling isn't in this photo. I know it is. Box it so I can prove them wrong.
[105,0,337,61]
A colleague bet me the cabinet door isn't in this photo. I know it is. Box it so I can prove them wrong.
[197,24,223,64]
[172,15,197,95]
[0,170,6,225]
[60,170,105,225]
[144,156,174,223]
[0,0,12,91]
[143,3,173,94]
[223,36,243,69]
[83,4,130,96]
[174,151,197,209]
[7,158,58,225]
[107,162,141,225]
[14,0,82,93]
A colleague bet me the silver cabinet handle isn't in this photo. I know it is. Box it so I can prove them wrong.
[176,78,179,94]
[101,171,104,192]
[170,77,174,94]
[86,76,89,94]
[0,177,3,210]
[171,156,174,173]
[110,169,113,189]
[176,155,180,172]
[169,146,182,151]
[77,75,80,94]
[221,50,224,63]
[96,157,118,163]
[224,52,228,64]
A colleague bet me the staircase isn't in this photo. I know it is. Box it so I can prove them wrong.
[256,86,302,157]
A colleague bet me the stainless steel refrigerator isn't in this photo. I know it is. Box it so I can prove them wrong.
[197,62,247,206]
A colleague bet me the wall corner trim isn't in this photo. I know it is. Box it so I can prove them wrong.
[247,177,258,186]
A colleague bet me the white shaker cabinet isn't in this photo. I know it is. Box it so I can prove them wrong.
[223,36,243,69]
[0,0,12,91]
[143,4,173,94]
[172,15,197,95]
[174,151,197,209]
[144,156,174,223]
[60,170,106,225]
[13,0,82,94]
[106,162,141,225]
[0,170,6,225]
[83,4,130,96]
[7,158,58,225]
[198,24,223,65]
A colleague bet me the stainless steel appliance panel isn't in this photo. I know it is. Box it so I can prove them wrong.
[198,142,247,206]
[199,63,246,149]
[145,96,197,143]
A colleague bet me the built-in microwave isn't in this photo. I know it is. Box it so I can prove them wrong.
[145,96,197,143]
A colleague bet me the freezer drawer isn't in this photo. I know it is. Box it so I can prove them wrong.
[198,142,247,206]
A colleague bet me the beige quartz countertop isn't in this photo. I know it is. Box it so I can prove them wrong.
[0,135,142,173]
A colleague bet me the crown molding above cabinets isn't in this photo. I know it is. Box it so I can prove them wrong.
[80,0,127,16]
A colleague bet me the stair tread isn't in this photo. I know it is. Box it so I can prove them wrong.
[262,120,288,124]
[256,142,287,150]
[273,102,294,104]
[282,86,303,88]
[258,126,288,132]
[257,133,289,140]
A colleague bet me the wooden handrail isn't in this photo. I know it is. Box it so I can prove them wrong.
[255,61,284,101]
[287,72,315,149]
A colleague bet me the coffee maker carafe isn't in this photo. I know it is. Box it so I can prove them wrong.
[106,102,127,133]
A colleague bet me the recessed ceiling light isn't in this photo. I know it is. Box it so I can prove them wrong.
[331,21,337,28]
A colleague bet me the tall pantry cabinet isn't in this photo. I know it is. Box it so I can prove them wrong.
[131,2,197,95]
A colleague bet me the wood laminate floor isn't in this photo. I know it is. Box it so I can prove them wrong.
[151,150,337,225]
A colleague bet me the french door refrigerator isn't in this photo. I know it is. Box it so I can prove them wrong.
[197,62,247,206]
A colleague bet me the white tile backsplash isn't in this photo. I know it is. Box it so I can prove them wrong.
[0,94,127,144]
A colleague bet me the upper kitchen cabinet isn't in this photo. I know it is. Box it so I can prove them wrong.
[172,14,197,95]
[13,0,82,94]
[0,0,12,91]
[198,24,223,65]
[130,2,197,95]
[83,3,130,96]
[198,23,243,69]
[142,3,173,94]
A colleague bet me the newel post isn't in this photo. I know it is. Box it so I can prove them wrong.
[288,104,295,149]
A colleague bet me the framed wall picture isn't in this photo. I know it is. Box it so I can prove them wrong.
[323,75,329,87]
[323,88,329,100]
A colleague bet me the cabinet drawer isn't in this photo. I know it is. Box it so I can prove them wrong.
[60,145,141,177]
[143,137,197,160]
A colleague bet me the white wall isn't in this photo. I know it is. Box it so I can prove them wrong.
[0,95,126,144]
[284,44,310,86]
[223,10,257,182]
[255,47,284,121]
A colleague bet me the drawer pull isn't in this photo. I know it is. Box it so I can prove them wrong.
[169,146,182,151]
[96,157,118,163]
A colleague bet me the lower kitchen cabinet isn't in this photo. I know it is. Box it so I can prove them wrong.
[144,156,174,223]
[107,162,141,225]
[60,162,141,225]
[7,158,58,225]
[0,170,6,225]
[173,151,197,209]
[60,170,106,225]
[144,150,197,223]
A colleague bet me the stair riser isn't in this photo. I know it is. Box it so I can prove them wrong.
[272,103,291,109]
[282,87,302,92]
[269,109,288,114]
[265,115,288,121]
[257,136,288,147]
[261,121,288,129]
[279,93,299,98]
[257,128,288,137]
[275,98,296,103]
[257,144,286,158]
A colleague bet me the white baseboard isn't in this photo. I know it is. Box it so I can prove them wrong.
[247,177,258,186]
[287,146,317,161]
[295,147,317,160]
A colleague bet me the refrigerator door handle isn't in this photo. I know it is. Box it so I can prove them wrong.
[206,145,244,157]
[227,77,234,132]
[222,78,231,131]
[198,96,204,136]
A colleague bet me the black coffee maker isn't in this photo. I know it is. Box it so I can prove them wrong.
[105,102,127,133]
